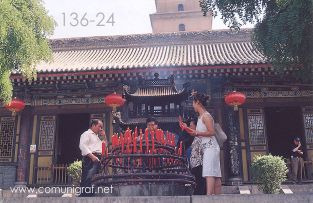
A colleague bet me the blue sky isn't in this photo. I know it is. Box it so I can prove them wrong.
[42,0,254,39]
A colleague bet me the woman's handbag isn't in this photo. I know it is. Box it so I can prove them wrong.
[214,123,227,147]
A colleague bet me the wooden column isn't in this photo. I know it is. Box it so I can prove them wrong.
[224,106,243,185]
[15,107,32,186]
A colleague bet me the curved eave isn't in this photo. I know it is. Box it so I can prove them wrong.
[124,88,188,102]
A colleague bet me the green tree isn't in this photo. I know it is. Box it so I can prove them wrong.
[200,0,313,80]
[0,0,55,103]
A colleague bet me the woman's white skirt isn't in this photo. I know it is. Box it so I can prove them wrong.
[202,147,222,177]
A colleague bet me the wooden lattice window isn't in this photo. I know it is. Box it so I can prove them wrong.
[0,117,15,158]
[38,116,56,150]
[247,109,267,145]
[303,112,313,144]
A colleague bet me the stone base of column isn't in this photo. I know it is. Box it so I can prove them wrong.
[226,177,243,186]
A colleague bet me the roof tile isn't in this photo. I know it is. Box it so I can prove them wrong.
[36,29,267,73]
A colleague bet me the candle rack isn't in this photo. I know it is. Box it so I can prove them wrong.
[92,128,195,196]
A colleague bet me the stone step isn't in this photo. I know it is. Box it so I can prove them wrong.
[1,194,313,203]
[2,183,313,198]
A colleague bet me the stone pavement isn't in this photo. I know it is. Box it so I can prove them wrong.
[1,184,313,203]
[0,195,313,203]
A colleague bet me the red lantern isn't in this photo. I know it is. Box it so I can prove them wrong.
[225,91,246,111]
[5,98,25,116]
[104,92,126,111]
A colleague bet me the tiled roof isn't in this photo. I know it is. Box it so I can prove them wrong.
[36,29,266,73]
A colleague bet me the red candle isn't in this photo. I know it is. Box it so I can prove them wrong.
[134,127,137,153]
[139,129,143,165]
[144,128,149,139]
[133,133,137,153]
[148,149,151,168]
[112,134,117,148]
[145,128,149,153]
[161,130,165,145]
[140,130,143,153]
[113,134,116,147]
[156,129,160,142]
[169,133,172,146]
[151,130,155,152]
[154,149,157,167]
[179,141,183,156]
[125,129,131,154]
[120,133,124,154]
[127,138,130,154]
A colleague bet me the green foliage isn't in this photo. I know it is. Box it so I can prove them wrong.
[251,155,288,194]
[67,160,82,186]
[200,0,313,81]
[0,0,55,103]
[253,0,313,80]
[0,70,12,102]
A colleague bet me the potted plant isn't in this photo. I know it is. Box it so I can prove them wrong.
[67,160,82,186]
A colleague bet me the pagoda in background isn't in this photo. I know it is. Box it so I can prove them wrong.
[150,0,213,33]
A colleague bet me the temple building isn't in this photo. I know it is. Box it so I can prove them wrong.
[0,0,312,189]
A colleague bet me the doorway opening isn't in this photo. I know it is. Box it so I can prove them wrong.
[57,113,90,164]
[265,106,305,159]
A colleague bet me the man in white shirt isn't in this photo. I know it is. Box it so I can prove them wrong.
[79,119,106,196]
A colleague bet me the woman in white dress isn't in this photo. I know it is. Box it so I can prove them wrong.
[188,92,222,195]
